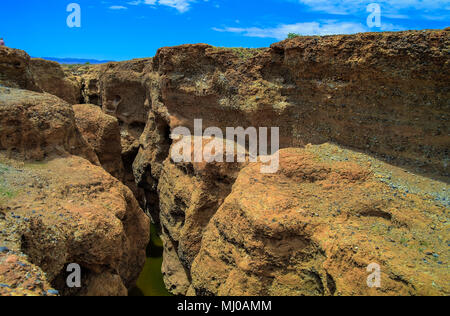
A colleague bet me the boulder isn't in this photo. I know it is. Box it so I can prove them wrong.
[0,155,150,296]
[30,58,81,104]
[73,104,125,180]
[158,137,248,294]
[0,47,40,91]
[0,87,98,164]
[0,88,149,296]
[191,145,449,296]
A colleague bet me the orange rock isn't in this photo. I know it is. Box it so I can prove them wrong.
[73,104,125,180]
[190,146,449,296]
[0,155,150,296]
[0,47,40,91]
[0,88,99,164]
[30,58,81,104]
[158,137,246,294]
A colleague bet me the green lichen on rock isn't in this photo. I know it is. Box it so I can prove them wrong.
[0,163,18,206]
[211,47,263,60]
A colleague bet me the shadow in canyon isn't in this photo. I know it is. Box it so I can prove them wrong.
[129,223,172,297]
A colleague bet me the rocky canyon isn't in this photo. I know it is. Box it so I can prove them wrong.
[0,29,448,296]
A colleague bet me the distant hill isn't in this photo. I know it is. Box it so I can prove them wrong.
[36,57,114,65]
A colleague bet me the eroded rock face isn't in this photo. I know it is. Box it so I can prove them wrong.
[0,87,149,296]
[30,58,81,104]
[132,111,171,221]
[0,251,56,296]
[78,59,154,209]
[0,87,98,164]
[190,146,449,296]
[0,47,40,91]
[73,104,125,180]
[151,30,449,176]
[123,30,447,297]
[0,155,150,296]
[158,138,245,294]
[100,60,151,125]
[80,67,102,105]
[269,31,449,176]
[128,30,450,296]
[80,59,152,124]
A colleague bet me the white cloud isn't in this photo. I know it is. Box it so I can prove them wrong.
[109,5,128,10]
[214,0,445,41]
[296,0,450,19]
[127,0,201,13]
[213,21,372,40]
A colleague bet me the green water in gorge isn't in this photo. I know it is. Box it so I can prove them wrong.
[129,223,172,296]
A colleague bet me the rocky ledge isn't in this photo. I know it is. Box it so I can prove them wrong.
[0,29,448,296]
[0,88,149,296]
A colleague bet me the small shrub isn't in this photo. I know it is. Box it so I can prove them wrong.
[287,33,300,39]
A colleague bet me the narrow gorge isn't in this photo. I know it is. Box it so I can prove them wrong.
[0,29,448,296]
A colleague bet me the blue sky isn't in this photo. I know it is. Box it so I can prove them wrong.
[0,0,448,60]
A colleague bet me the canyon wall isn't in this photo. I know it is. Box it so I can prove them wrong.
[0,29,449,296]
[74,29,449,296]
[0,49,150,296]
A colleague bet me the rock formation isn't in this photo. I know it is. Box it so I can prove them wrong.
[73,103,125,180]
[0,86,149,296]
[0,47,40,92]
[0,29,448,296]
[150,32,449,176]
[0,155,149,296]
[29,58,81,104]
[128,30,449,296]
[158,137,246,295]
[77,59,153,208]
[191,145,448,296]
[0,87,98,163]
